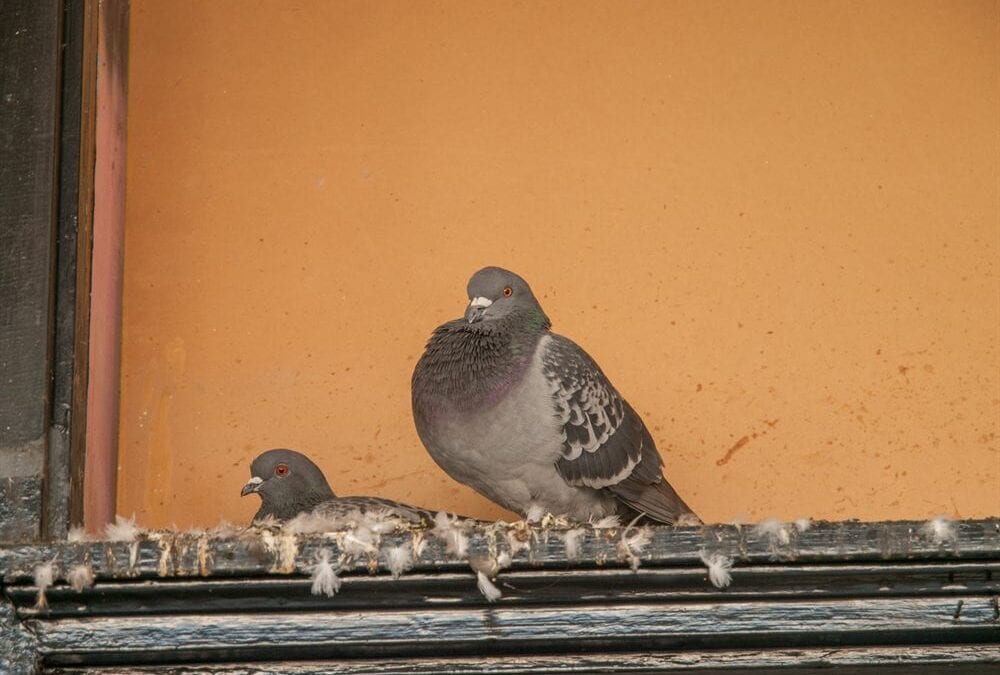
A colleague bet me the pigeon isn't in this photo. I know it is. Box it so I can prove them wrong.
[411,266,699,525]
[240,448,436,527]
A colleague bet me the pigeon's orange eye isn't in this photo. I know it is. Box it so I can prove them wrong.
[503,286,513,297]
[275,463,289,477]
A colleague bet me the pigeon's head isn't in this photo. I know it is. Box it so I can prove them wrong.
[241,448,336,519]
[464,266,550,327]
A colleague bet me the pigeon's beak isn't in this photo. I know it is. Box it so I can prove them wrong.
[465,296,492,323]
[241,476,263,497]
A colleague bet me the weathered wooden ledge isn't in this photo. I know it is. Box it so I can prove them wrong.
[1,518,998,673]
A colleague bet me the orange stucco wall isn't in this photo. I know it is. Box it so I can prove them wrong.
[120,0,999,530]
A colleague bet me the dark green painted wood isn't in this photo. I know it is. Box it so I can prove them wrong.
[42,645,1000,674]
[1,519,997,584]
[0,601,38,674]
[0,0,63,547]
[0,476,44,547]
[46,0,88,542]
[6,561,999,618]
[27,595,1000,661]
[0,519,997,669]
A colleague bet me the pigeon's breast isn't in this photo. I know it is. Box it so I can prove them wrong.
[419,335,612,518]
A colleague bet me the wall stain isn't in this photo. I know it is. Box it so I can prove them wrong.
[717,436,750,466]
[717,420,780,466]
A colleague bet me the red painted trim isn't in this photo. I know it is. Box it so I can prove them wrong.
[83,0,128,533]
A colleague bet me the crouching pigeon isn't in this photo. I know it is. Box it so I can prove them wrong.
[412,266,699,525]
[241,448,435,527]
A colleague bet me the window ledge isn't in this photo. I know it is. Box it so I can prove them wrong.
[2,518,999,672]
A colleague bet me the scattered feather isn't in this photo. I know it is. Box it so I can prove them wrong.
[589,514,621,529]
[674,513,702,527]
[259,530,299,574]
[506,527,533,558]
[310,549,341,597]
[411,532,427,558]
[754,519,791,545]
[207,520,241,538]
[128,541,140,570]
[922,515,957,547]
[794,518,812,533]
[729,513,750,527]
[699,550,734,589]
[144,531,174,577]
[467,554,494,577]
[283,511,339,535]
[197,534,213,576]
[540,512,573,530]
[104,515,141,542]
[385,544,414,579]
[252,514,281,531]
[618,526,652,571]
[34,561,56,609]
[67,526,89,543]
[562,528,585,559]
[367,509,406,535]
[496,551,513,569]
[476,570,502,602]
[342,526,378,557]
[67,564,95,592]
[433,512,469,559]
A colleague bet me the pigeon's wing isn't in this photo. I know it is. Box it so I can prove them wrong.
[543,334,698,525]
[326,497,437,527]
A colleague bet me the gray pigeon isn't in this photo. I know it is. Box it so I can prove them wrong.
[411,267,699,525]
[241,448,435,527]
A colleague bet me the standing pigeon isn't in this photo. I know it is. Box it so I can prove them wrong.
[241,448,435,527]
[412,267,699,525]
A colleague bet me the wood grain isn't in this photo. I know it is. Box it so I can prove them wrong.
[0,519,996,669]
[42,645,1000,674]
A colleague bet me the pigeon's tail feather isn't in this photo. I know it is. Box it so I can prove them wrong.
[605,421,700,526]
[622,478,701,526]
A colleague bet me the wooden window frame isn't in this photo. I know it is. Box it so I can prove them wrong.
[1,519,999,672]
[0,0,125,543]
[1,2,997,672]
